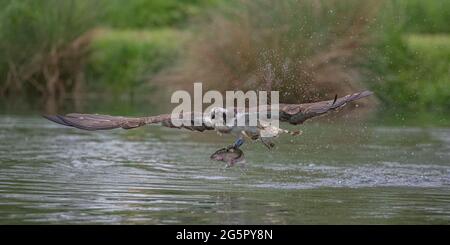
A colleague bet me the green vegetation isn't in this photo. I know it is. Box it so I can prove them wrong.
[367,0,450,123]
[87,29,183,94]
[0,0,99,98]
[0,0,203,112]
[373,35,450,113]
[162,0,380,103]
[0,0,448,124]
[394,0,450,34]
[101,0,216,28]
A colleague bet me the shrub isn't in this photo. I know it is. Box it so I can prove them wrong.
[394,0,450,34]
[101,0,217,28]
[161,0,381,108]
[371,34,450,114]
[0,0,101,112]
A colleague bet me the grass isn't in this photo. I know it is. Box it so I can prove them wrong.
[161,0,381,107]
[370,33,450,124]
[86,29,184,94]
[0,0,101,112]
[407,35,450,111]
[394,0,450,34]
[0,0,207,112]
[101,0,217,28]
[0,0,449,121]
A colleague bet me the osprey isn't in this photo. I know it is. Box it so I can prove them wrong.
[44,90,373,166]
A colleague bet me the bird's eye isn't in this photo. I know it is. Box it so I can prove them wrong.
[211,113,215,119]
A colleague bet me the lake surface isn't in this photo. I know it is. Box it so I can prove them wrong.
[0,115,449,224]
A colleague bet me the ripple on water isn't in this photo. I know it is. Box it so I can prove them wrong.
[0,116,450,224]
[250,161,450,189]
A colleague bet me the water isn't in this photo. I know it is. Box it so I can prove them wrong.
[0,115,449,224]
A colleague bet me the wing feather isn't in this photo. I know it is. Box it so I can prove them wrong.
[43,112,213,132]
[279,90,373,124]
[44,90,373,131]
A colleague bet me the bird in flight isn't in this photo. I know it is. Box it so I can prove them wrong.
[44,90,373,166]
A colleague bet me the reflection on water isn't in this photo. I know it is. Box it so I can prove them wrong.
[0,116,449,224]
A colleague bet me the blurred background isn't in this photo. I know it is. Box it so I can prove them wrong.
[0,0,449,124]
[1,0,450,225]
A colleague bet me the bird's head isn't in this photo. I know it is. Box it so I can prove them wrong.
[204,107,233,128]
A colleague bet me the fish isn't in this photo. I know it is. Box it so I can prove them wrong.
[210,146,245,166]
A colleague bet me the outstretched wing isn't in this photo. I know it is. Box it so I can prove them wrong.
[43,112,213,132]
[44,90,373,131]
[279,90,373,124]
